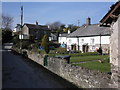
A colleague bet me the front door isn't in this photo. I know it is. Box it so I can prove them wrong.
[82,45,89,53]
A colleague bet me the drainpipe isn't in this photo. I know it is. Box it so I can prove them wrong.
[77,36,79,51]
[100,34,101,48]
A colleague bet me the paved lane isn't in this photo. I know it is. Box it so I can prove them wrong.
[2,50,77,88]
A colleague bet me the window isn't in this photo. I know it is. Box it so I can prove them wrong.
[90,38,94,44]
[92,46,95,50]
[68,39,72,44]
[81,39,84,43]
[60,37,62,40]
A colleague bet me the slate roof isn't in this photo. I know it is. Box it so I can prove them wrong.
[24,23,51,31]
[59,33,69,37]
[68,24,110,37]
[51,33,57,37]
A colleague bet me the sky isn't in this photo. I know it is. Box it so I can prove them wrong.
[2,2,115,29]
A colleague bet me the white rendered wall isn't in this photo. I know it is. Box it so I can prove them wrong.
[67,36,110,51]
[58,37,67,44]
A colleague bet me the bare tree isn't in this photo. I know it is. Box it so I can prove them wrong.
[2,14,14,29]
[47,21,65,32]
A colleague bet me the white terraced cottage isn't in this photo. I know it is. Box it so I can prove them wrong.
[59,17,110,54]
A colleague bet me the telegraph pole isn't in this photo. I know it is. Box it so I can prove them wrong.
[21,6,23,28]
[20,6,23,52]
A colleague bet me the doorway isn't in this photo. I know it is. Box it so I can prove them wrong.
[82,45,89,53]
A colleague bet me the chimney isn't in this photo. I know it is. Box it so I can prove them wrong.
[68,29,71,34]
[48,25,50,29]
[86,17,91,25]
[36,21,38,25]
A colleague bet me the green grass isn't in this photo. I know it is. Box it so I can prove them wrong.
[48,50,110,72]
[73,60,110,72]
[70,55,109,63]
[49,51,99,57]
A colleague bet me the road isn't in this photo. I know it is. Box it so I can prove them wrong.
[2,50,78,88]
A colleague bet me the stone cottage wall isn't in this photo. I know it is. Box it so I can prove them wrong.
[27,50,112,88]
[110,15,120,88]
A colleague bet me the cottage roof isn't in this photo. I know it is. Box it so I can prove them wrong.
[51,33,57,37]
[67,24,110,37]
[59,33,69,37]
[15,24,21,28]
[24,23,51,31]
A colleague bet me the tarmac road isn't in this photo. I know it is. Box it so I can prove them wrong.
[2,50,78,88]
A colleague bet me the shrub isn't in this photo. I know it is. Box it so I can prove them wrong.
[41,35,49,54]
[2,29,13,44]
[12,35,20,45]
[21,40,32,49]
[97,48,102,55]
[56,47,67,54]
[49,42,60,48]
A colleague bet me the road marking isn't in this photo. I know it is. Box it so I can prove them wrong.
[0,50,11,52]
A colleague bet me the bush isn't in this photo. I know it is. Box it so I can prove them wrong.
[21,40,32,49]
[41,35,49,54]
[12,35,20,45]
[49,42,60,48]
[97,48,102,55]
[2,29,13,44]
[56,47,67,54]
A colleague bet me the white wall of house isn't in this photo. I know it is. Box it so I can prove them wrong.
[78,36,110,45]
[67,36,110,52]
[59,37,67,44]
[13,28,17,32]
[19,34,29,39]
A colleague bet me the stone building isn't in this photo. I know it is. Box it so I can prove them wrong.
[19,22,51,40]
[100,1,120,88]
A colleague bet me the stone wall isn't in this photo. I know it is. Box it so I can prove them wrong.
[27,51,43,65]
[110,15,120,88]
[27,50,112,88]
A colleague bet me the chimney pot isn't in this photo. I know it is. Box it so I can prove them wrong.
[36,21,38,25]
[86,17,91,25]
